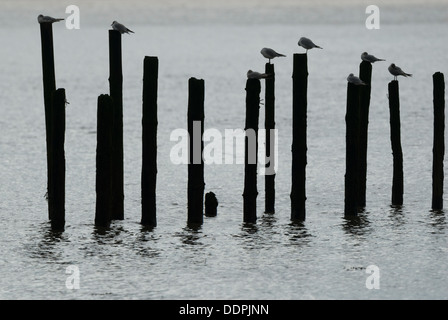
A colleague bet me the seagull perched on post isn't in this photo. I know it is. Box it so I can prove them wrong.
[347,73,366,86]
[361,52,385,63]
[260,47,286,64]
[37,14,64,24]
[388,63,412,81]
[247,70,270,80]
[111,21,134,34]
[298,37,323,53]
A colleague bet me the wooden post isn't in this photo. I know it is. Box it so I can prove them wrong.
[358,61,372,208]
[243,78,261,223]
[187,78,205,225]
[344,82,361,217]
[50,88,66,231]
[205,192,218,217]
[388,80,404,206]
[432,72,445,210]
[108,30,124,220]
[265,63,276,213]
[95,94,114,228]
[39,22,56,220]
[141,56,159,227]
[290,54,308,221]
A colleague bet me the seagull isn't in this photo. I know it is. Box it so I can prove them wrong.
[111,21,134,34]
[298,37,323,52]
[361,52,385,63]
[347,73,366,86]
[260,47,286,64]
[37,14,64,24]
[388,63,412,81]
[247,70,270,79]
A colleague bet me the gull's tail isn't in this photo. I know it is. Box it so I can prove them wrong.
[315,45,323,49]
[127,29,134,33]
[54,18,64,22]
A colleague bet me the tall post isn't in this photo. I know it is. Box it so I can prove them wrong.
[141,56,159,227]
[243,78,261,223]
[108,29,124,220]
[39,22,56,221]
[344,83,361,217]
[187,78,205,225]
[358,61,372,208]
[290,53,308,221]
[50,88,66,231]
[95,94,114,228]
[388,80,404,206]
[432,72,445,210]
[265,63,276,213]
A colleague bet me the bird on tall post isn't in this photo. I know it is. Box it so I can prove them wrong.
[247,70,271,80]
[361,52,385,63]
[298,37,323,53]
[260,47,286,64]
[111,21,134,34]
[347,73,367,86]
[37,14,64,24]
[388,63,412,81]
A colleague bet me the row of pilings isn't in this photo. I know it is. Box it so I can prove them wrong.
[39,22,445,231]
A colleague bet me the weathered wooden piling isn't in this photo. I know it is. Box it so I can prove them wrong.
[388,80,404,206]
[141,56,159,227]
[344,82,361,217]
[108,30,124,220]
[243,78,261,223]
[39,22,57,220]
[432,72,445,210]
[265,63,276,213]
[187,78,205,225]
[205,192,218,217]
[95,94,114,228]
[290,54,308,221]
[50,88,66,231]
[358,61,372,208]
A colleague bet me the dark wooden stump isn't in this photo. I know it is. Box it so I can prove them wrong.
[388,80,404,206]
[108,29,124,220]
[432,72,445,210]
[141,56,159,227]
[187,78,205,225]
[290,54,308,221]
[243,78,261,224]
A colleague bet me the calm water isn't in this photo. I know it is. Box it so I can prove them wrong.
[1,0,448,300]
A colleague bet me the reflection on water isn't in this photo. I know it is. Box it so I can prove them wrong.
[175,225,204,246]
[92,224,128,245]
[389,205,407,227]
[241,222,258,234]
[233,214,313,249]
[342,210,371,237]
[285,220,313,246]
[25,221,68,261]
[429,209,446,232]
